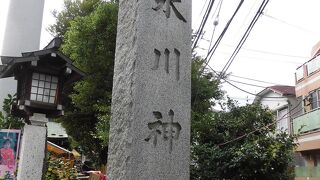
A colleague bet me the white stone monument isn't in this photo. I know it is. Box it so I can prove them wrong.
[17,113,48,180]
[107,0,191,179]
[0,0,45,111]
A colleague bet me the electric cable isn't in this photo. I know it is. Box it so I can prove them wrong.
[262,13,318,35]
[228,79,266,88]
[207,0,223,56]
[203,0,244,67]
[218,99,303,146]
[192,0,216,51]
[206,63,293,99]
[219,0,269,78]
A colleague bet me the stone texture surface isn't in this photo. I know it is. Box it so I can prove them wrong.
[107,0,191,179]
[17,116,47,180]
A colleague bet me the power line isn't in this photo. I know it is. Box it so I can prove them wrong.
[219,0,269,78]
[222,43,309,59]
[206,63,292,99]
[207,0,224,56]
[262,13,318,35]
[228,74,279,85]
[230,96,288,102]
[218,100,303,146]
[215,51,303,65]
[192,0,216,50]
[199,41,309,59]
[199,0,209,19]
[204,0,244,67]
[192,0,243,109]
[228,79,266,88]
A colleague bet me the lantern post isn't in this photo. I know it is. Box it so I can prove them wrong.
[0,38,85,179]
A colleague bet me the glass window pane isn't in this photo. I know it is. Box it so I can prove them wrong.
[43,96,49,103]
[52,76,58,83]
[49,97,55,104]
[40,74,45,80]
[45,75,51,81]
[36,95,43,101]
[32,80,38,86]
[38,88,44,94]
[44,89,50,96]
[39,81,44,88]
[311,92,318,110]
[31,87,38,93]
[51,83,57,90]
[45,82,51,88]
[30,94,36,101]
[32,73,39,79]
[50,90,56,97]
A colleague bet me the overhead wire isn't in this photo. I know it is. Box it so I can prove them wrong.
[192,0,216,51]
[262,13,318,35]
[207,0,223,56]
[203,0,244,67]
[215,51,303,65]
[218,99,303,146]
[228,79,266,88]
[199,0,210,18]
[198,41,309,59]
[228,74,279,85]
[219,0,270,78]
[222,44,309,59]
[205,63,292,99]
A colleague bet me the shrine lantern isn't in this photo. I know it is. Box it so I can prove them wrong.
[0,38,85,119]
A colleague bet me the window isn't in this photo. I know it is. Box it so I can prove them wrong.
[277,108,289,133]
[310,91,319,110]
[307,56,320,75]
[296,66,304,81]
[30,73,58,104]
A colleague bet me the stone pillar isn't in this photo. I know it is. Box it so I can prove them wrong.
[17,113,48,180]
[108,0,191,179]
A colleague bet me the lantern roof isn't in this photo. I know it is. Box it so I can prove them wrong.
[0,38,85,85]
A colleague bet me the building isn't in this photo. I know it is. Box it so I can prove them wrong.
[254,85,302,134]
[292,42,320,179]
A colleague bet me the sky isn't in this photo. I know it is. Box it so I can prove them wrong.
[1,0,320,105]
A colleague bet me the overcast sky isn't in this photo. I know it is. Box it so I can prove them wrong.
[1,0,320,105]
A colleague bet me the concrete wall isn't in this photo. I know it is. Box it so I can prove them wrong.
[296,65,320,97]
[260,91,289,110]
[0,0,45,111]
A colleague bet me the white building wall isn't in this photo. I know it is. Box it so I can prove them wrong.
[260,91,289,111]
[0,0,45,111]
[259,91,296,133]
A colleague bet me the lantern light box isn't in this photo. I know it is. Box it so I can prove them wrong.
[0,38,85,119]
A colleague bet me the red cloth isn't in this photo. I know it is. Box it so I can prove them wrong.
[89,171,106,180]
[0,148,15,167]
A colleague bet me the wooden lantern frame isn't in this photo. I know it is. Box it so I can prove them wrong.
[0,38,85,119]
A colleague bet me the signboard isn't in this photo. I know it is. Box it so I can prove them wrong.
[0,129,21,179]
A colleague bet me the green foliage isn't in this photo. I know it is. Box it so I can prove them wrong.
[51,1,296,178]
[46,153,77,180]
[191,102,297,180]
[52,0,118,166]
[191,57,223,144]
[0,94,23,129]
[48,0,102,38]
[191,57,223,114]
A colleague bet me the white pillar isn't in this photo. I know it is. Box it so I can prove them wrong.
[0,0,45,110]
[17,113,48,180]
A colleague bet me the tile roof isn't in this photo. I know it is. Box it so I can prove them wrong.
[268,85,295,96]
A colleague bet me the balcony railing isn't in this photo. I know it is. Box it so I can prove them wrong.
[295,166,320,177]
[293,108,320,134]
